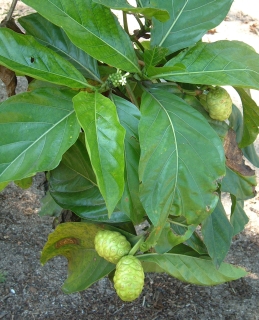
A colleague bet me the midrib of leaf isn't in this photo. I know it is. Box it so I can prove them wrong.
[0,110,74,180]
[33,35,101,83]
[42,0,139,72]
[151,68,259,80]
[1,45,88,87]
[0,32,88,86]
[146,90,179,222]
[158,0,189,47]
[63,161,98,188]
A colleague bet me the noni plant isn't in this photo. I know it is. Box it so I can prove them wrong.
[0,0,258,301]
[94,230,131,264]
[114,255,145,302]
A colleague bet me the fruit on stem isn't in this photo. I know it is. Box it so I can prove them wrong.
[113,255,144,302]
[94,230,131,264]
[200,86,232,121]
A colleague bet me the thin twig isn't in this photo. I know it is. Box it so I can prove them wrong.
[123,11,129,35]
[5,0,18,22]
[125,82,139,108]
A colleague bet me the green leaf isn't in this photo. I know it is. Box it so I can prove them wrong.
[234,88,259,148]
[19,13,101,82]
[0,88,80,183]
[139,253,247,285]
[169,243,203,257]
[112,95,145,224]
[230,195,249,236]
[38,190,63,217]
[0,181,9,191]
[92,0,170,22]
[14,176,33,189]
[183,94,229,141]
[156,41,259,90]
[73,92,125,216]
[146,63,186,78]
[49,135,129,223]
[202,200,233,267]
[41,222,115,293]
[150,0,233,54]
[184,232,208,255]
[138,87,225,231]
[221,167,256,201]
[0,28,88,88]
[243,144,259,168]
[22,0,140,73]
[143,47,168,70]
[229,104,259,167]
[155,221,196,254]
[169,220,196,247]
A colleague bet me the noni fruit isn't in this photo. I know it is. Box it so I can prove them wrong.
[113,255,145,302]
[94,230,131,264]
[204,86,232,121]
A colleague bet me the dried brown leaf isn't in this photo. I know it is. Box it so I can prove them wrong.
[0,65,17,97]
[224,129,255,176]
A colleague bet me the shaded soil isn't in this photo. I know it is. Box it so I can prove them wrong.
[1,1,259,319]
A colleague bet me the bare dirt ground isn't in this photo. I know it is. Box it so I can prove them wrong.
[0,1,259,319]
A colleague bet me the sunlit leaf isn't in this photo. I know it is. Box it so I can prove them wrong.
[0,88,80,183]
[73,92,125,215]
[0,28,88,88]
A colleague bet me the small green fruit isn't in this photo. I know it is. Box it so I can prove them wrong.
[113,255,145,302]
[205,86,232,121]
[94,230,131,264]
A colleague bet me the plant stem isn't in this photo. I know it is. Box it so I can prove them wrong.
[134,14,145,31]
[131,37,145,52]
[125,82,139,107]
[167,219,188,228]
[5,0,18,22]
[123,11,130,35]
[129,237,144,256]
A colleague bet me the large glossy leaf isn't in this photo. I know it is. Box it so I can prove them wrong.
[230,195,248,236]
[139,253,247,285]
[234,88,259,148]
[92,0,170,22]
[41,222,140,293]
[143,47,168,70]
[0,28,87,88]
[19,13,100,82]
[49,135,129,223]
[0,88,80,183]
[41,222,115,293]
[38,190,63,217]
[150,0,233,54]
[221,167,256,201]
[138,87,225,231]
[22,0,140,73]
[183,94,229,141]
[112,95,145,224]
[202,200,233,267]
[153,41,259,90]
[73,92,125,216]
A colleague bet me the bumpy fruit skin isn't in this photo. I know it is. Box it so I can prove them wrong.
[113,255,144,302]
[94,230,131,264]
[205,86,232,121]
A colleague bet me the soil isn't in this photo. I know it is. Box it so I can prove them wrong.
[0,1,259,319]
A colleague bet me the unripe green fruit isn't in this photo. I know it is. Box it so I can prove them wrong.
[205,86,232,121]
[113,255,145,302]
[94,230,131,264]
